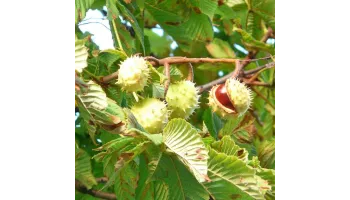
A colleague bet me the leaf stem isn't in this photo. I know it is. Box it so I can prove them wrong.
[112,19,123,51]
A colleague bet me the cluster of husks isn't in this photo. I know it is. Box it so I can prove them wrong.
[208,78,252,118]
[117,56,252,134]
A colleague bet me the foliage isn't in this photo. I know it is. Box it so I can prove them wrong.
[75,0,275,199]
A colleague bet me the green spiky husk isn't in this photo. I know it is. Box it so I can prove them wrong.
[131,98,168,134]
[208,78,252,118]
[117,56,150,92]
[166,80,200,119]
[226,78,252,115]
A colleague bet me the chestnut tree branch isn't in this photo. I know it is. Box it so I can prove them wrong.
[186,63,194,81]
[196,28,274,93]
[75,179,116,200]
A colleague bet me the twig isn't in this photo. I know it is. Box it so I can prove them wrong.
[96,177,109,183]
[251,87,274,108]
[111,20,123,51]
[145,56,272,66]
[195,28,273,93]
[164,62,171,97]
[245,81,273,87]
[249,109,263,127]
[244,62,275,76]
[186,63,194,81]
[101,71,118,83]
[196,60,244,93]
[75,180,116,200]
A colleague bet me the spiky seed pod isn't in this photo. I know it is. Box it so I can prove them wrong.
[131,98,168,134]
[208,78,252,118]
[166,80,200,119]
[117,56,150,92]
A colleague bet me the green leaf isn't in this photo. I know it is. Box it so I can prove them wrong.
[206,38,236,58]
[144,29,172,58]
[151,83,165,99]
[234,28,275,54]
[225,0,246,8]
[75,148,97,189]
[124,109,163,145]
[188,0,218,19]
[246,10,263,39]
[76,81,108,143]
[114,141,150,171]
[114,162,139,200]
[153,154,209,200]
[145,1,213,52]
[202,148,265,200]
[211,135,248,162]
[220,114,245,136]
[116,1,145,54]
[203,109,223,140]
[75,0,98,24]
[106,0,120,20]
[154,181,169,200]
[163,118,209,182]
[258,139,275,169]
[75,38,89,73]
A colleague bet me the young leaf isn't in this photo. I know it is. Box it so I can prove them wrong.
[203,108,223,140]
[163,119,209,183]
[75,38,89,73]
[201,148,265,200]
[153,154,209,200]
[114,162,139,200]
[211,135,248,162]
[206,38,236,58]
[116,1,145,54]
[75,148,97,189]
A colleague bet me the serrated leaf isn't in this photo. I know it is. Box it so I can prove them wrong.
[211,135,248,162]
[153,154,209,200]
[206,38,235,58]
[116,1,145,54]
[75,149,97,189]
[75,38,89,73]
[258,139,275,169]
[145,1,213,52]
[106,0,120,20]
[75,0,98,24]
[188,0,218,19]
[203,109,223,140]
[151,83,165,99]
[114,162,139,200]
[124,109,164,145]
[76,81,108,143]
[202,148,265,200]
[115,141,150,171]
[234,28,275,54]
[163,118,209,183]
[154,181,169,200]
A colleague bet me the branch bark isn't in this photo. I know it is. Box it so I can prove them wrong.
[75,180,116,200]
[195,28,274,93]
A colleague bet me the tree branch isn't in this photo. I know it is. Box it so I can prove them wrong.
[75,180,116,200]
[186,63,194,81]
[244,62,275,76]
[145,56,272,66]
[195,28,274,93]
